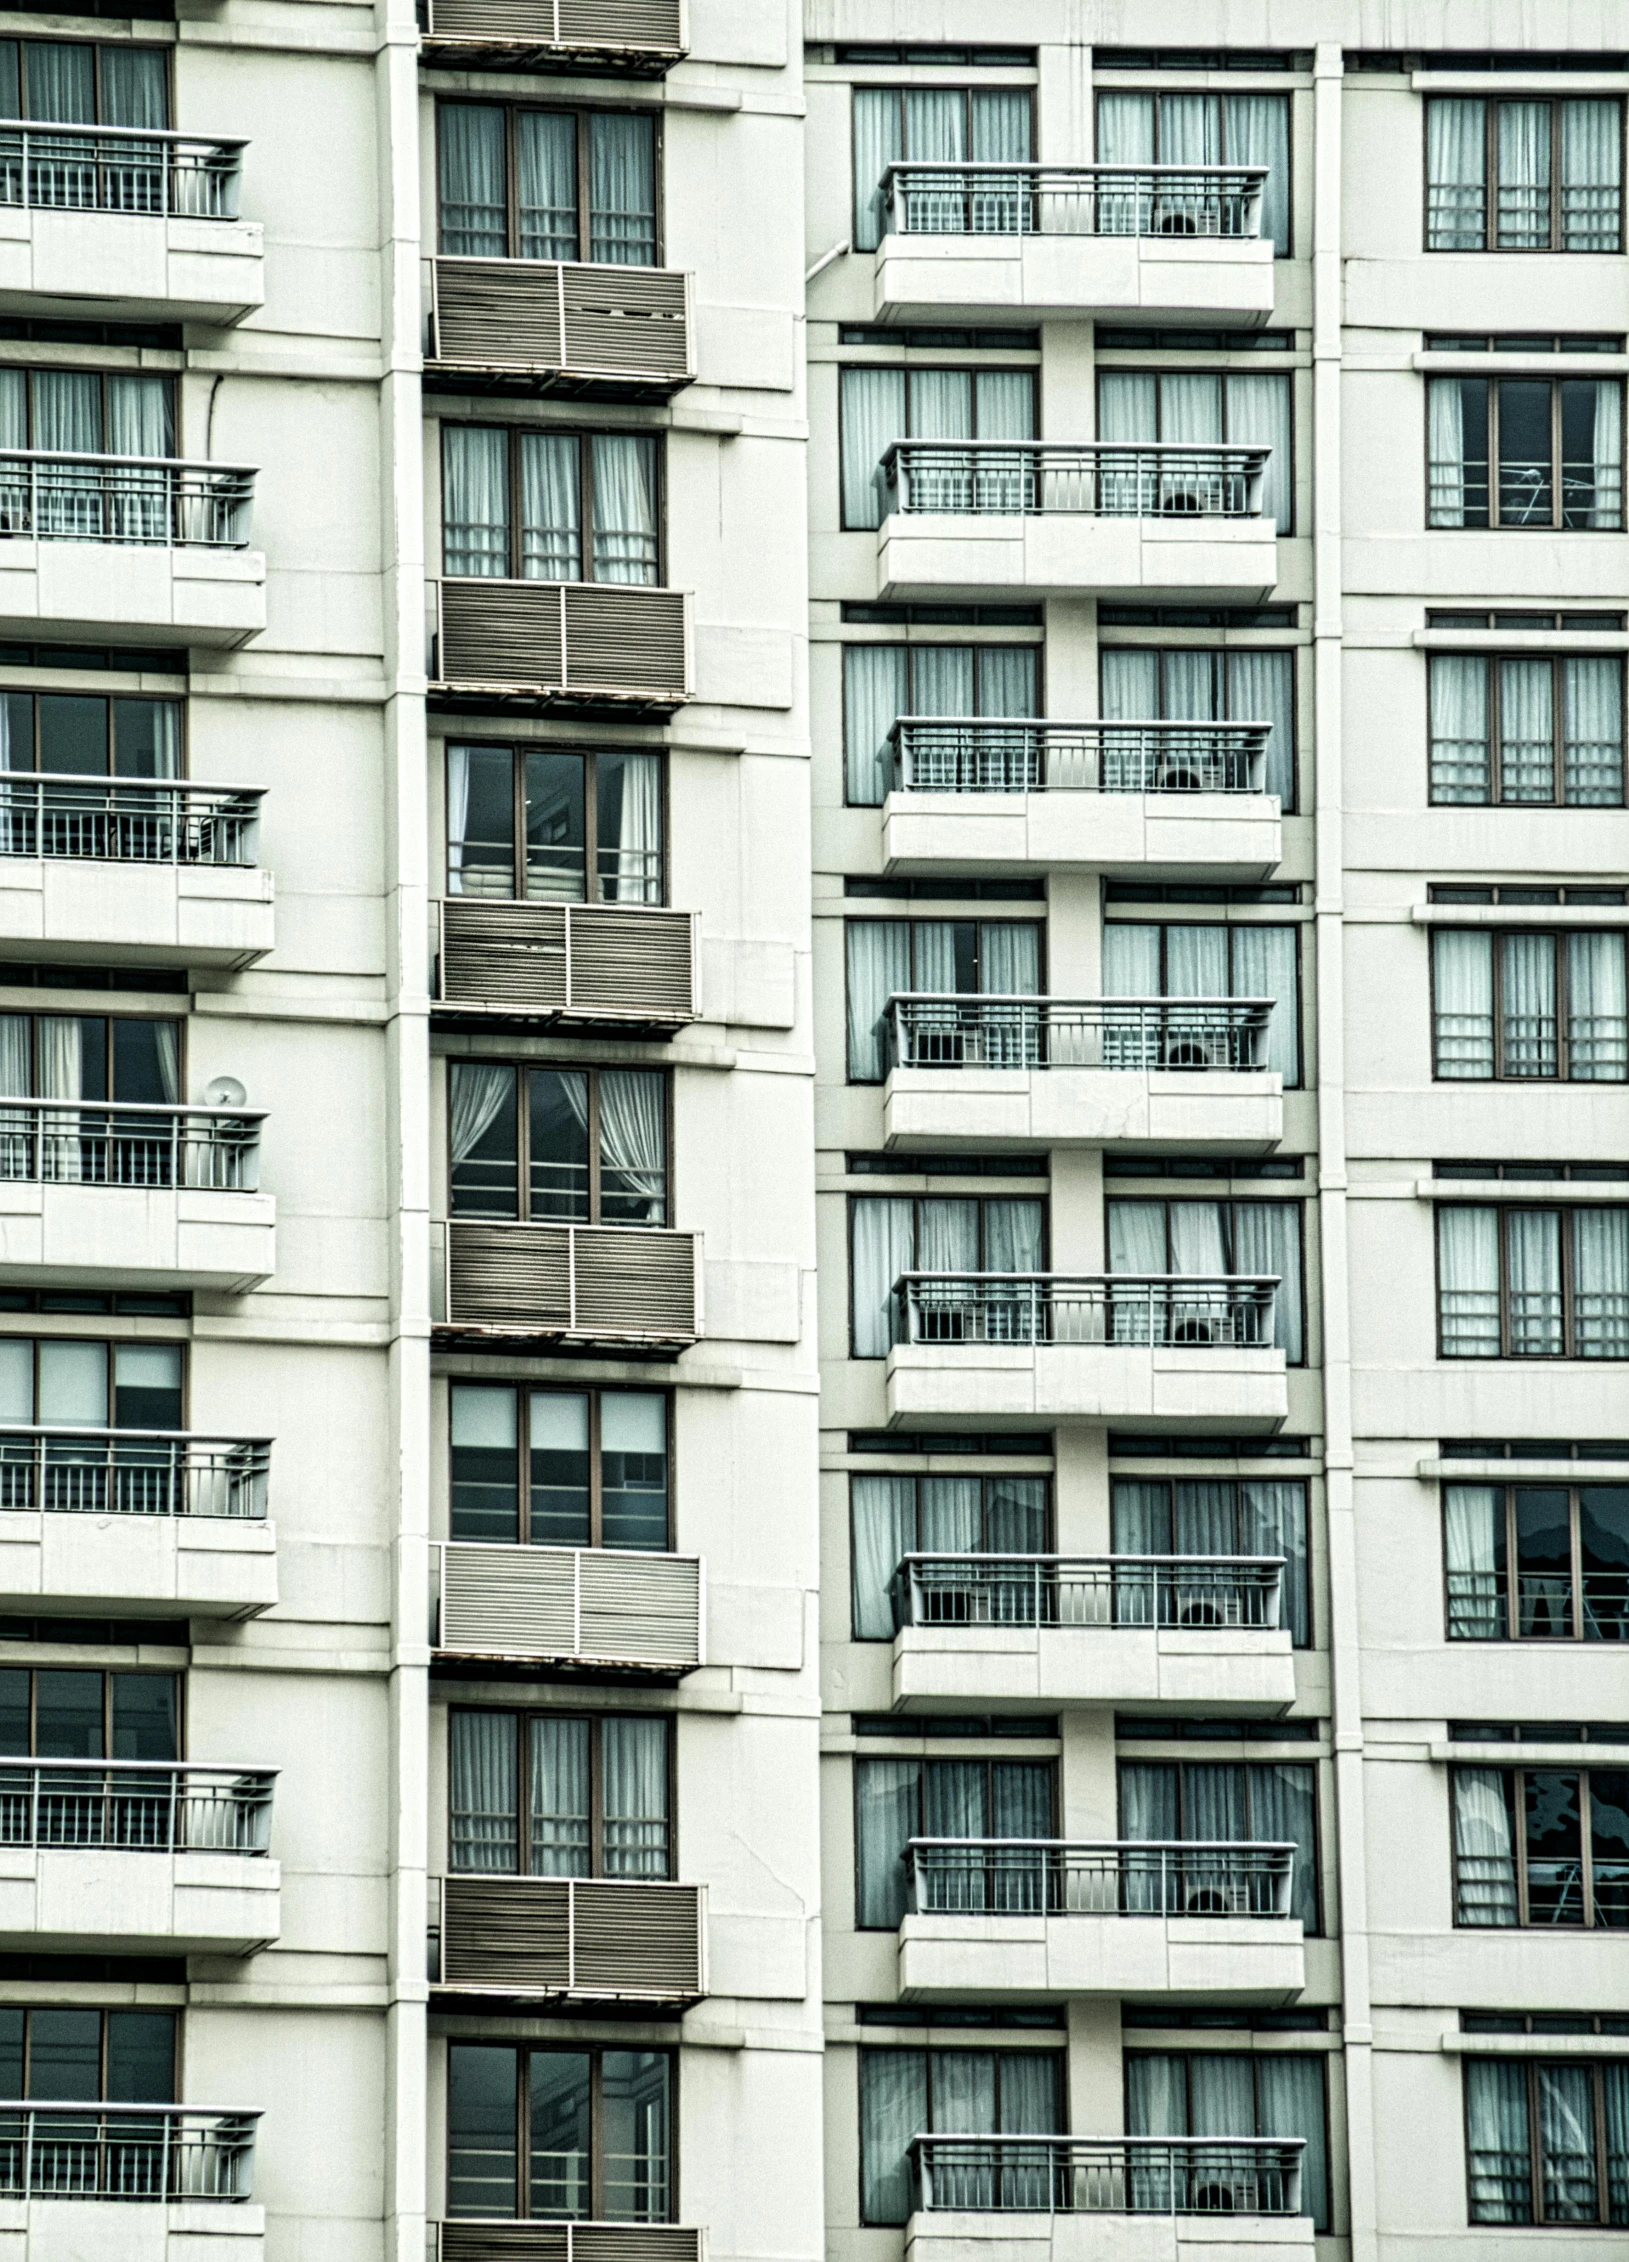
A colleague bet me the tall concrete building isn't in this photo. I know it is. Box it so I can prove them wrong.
[0,1,1621,2259]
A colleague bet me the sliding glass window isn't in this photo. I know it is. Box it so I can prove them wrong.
[448,1708,670,1877]
[446,742,663,903]
[852,85,1033,250]
[1430,930,1628,1080]
[1101,922,1300,1083]
[437,101,657,263]
[843,643,1039,806]
[859,2047,1063,2224]
[1425,97,1623,252]
[1128,2053,1328,2228]
[0,368,171,459]
[1120,1758,1319,1929]
[442,426,660,583]
[0,1011,179,1103]
[0,1667,178,1759]
[853,1752,1054,1927]
[1101,645,1296,807]
[1453,1765,1629,1927]
[1428,653,1624,805]
[0,1337,182,1433]
[0,689,179,780]
[850,1470,1049,1638]
[1436,1205,1629,1359]
[449,1381,669,1548]
[1095,91,1291,253]
[839,366,1037,530]
[1097,371,1294,531]
[1113,1476,1310,1644]
[0,2007,175,2105]
[849,1194,1046,1358]
[1464,2058,1629,2222]
[845,916,1043,1081]
[447,2043,672,2220]
[1445,1482,1629,1642]
[0,40,168,128]
[1427,377,1623,529]
[448,1062,668,1226]
[1107,1199,1304,1362]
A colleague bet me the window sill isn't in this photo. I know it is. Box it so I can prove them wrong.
[1411,903,1629,929]
[1431,1740,1629,1767]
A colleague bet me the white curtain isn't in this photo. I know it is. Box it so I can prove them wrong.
[851,1195,916,1358]
[1165,923,1229,998]
[1241,1480,1310,1645]
[1230,926,1300,1083]
[152,1022,178,1104]
[589,112,657,265]
[1427,378,1468,526]
[859,2051,929,2227]
[516,110,577,260]
[1538,2067,1598,2223]
[980,923,1039,995]
[599,751,661,904]
[1257,2057,1329,2226]
[851,1474,916,1639]
[1101,924,1162,996]
[1187,2055,1256,2138]
[449,1710,518,1871]
[1119,1761,1179,1840]
[1108,1200,1168,1276]
[439,105,507,255]
[913,645,975,720]
[853,88,904,252]
[531,1714,591,1875]
[601,1717,669,1878]
[1097,371,1157,445]
[1563,655,1624,805]
[1169,1201,1228,1278]
[918,1198,979,1275]
[1505,1208,1562,1356]
[597,1070,666,1222]
[840,368,907,531]
[982,1199,1043,1274]
[443,427,510,577]
[1248,1763,1318,1929]
[1158,94,1220,169]
[1112,1480,1170,1555]
[449,1062,513,1167]
[854,1757,919,1927]
[1427,98,1487,248]
[1566,933,1628,1082]
[1589,379,1623,529]
[1500,932,1557,1077]
[36,1014,83,1098]
[1574,1208,1629,1360]
[846,920,911,1082]
[34,369,99,453]
[1101,649,1158,721]
[23,39,94,120]
[970,89,1031,164]
[1466,2061,1532,2220]
[1445,1485,1503,1639]
[1432,931,1495,1078]
[1162,373,1224,446]
[1223,94,1291,254]
[1227,650,1295,805]
[1453,1770,1517,1924]
[1561,99,1622,253]
[911,368,970,440]
[1495,101,1550,247]
[1234,1202,1303,1361]
[105,377,172,543]
[974,369,1035,441]
[1430,655,1491,803]
[1438,1207,1501,1357]
[978,647,1037,718]
[590,435,658,584]
[845,646,908,806]
[446,745,472,892]
[1226,374,1292,530]
[519,432,580,581]
[1094,93,1155,166]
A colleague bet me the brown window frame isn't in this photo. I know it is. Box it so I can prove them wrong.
[443,738,668,904]
[1429,929,1629,1082]
[446,2040,677,2223]
[447,1379,672,1549]
[446,1705,674,1879]
[0,2006,179,2102]
[447,1058,671,1227]
[1427,651,1628,807]
[439,422,664,584]
[1434,1203,1629,1360]
[0,38,172,128]
[1462,2056,1629,2225]
[1424,96,1627,255]
[0,1009,185,1102]
[1451,1763,1629,1930]
[1443,1481,1629,1643]
[0,688,185,779]
[0,1665,183,1758]
[1425,375,1627,531]
[434,97,663,264]
[0,368,176,455]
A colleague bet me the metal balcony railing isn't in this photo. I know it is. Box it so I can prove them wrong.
[0,2101,259,2201]
[882,162,1268,241]
[893,1552,1285,1632]
[441,1218,698,1343]
[905,1837,1297,1918]
[896,1272,1279,1348]
[430,258,691,393]
[438,899,697,1025]
[0,1757,275,1853]
[432,579,688,706]
[911,2134,1304,2216]
[432,1540,702,1673]
[887,994,1273,1073]
[432,1873,704,2001]
[0,120,244,219]
[881,440,1270,520]
[889,717,1271,795]
[0,1425,269,1518]
[0,774,263,865]
[0,1097,262,1191]
[0,453,254,547]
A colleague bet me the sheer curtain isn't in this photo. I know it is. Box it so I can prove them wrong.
[1563,655,1624,804]
[1498,658,1554,799]
[1561,99,1623,253]
[1101,924,1162,996]
[1427,378,1468,525]
[1256,2058,1329,2226]
[449,1710,518,1871]
[1233,1204,1302,1360]
[1101,648,1160,719]
[910,368,971,442]
[589,113,656,264]
[981,923,1039,996]
[1094,93,1155,166]
[851,1195,915,1357]
[1112,1479,1172,1556]
[23,39,94,121]
[853,89,904,252]
[858,2051,928,2227]
[1465,2061,1531,2221]
[1430,655,1491,802]
[1501,933,1557,1077]
[978,647,1037,718]
[34,370,99,453]
[986,1475,1046,1553]
[446,745,473,891]
[918,1198,979,1275]
[845,646,908,806]
[1108,1201,1168,1276]
[855,1758,918,1927]
[598,751,661,904]
[1097,371,1157,446]
[1432,932,1495,1077]
[1165,923,1229,998]
[1241,1480,1309,1645]
[1445,1485,1503,1639]
[1504,1208,1561,1355]
[516,111,577,260]
[601,1718,668,1878]
[1225,374,1292,530]
[971,90,1031,163]
[1187,2055,1255,2139]
[1230,926,1300,1083]
[840,368,907,530]
[1226,650,1295,805]
[982,1199,1043,1274]
[1223,94,1291,254]
[531,1715,590,1875]
[439,106,507,255]
[974,370,1035,441]
[852,1474,917,1639]
[591,436,658,583]
[1566,933,1628,1082]
[1496,102,1550,247]
[920,1475,979,1554]
[1454,1771,1517,1924]
[1438,1207,1501,1357]
[913,645,975,722]
[1590,379,1624,528]
[449,1063,514,1173]
[105,377,172,545]
[1427,97,1487,249]
[597,1070,666,1223]
[99,48,167,214]
[519,432,580,581]
[1119,1762,1179,1841]
[443,427,510,577]
[1538,2066,1598,2221]
[1574,1208,1629,1360]
[846,921,911,1082]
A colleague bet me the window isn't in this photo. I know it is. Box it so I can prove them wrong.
[839,367,1037,531]
[850,1194,1045,1358]
[845,918,1043,1082]
[449,1382,668,1549]
[858,2047,1063,2225]
[0,2007,175,2102]
[1120,1759,1318,1929]
[0,368,171,463]
[441,426,660,584]
[850,1471,1049,1638]
[1453,1765,1629,1927]
[854,1753,1055,1927]
[1427,377,1624,529]
[0,40,168,129]
[1429,654,1624,805]
[448,1708,670,1876]
[1465,2058,1629,2223]
[437,102,657,264]
[447,2043,671,2221]
[446,742,663,903]
[1107,1200,1304,1362]
[1437,1206,1629,1359]
[1446,1483,1629,1642]
[1127,2053,1328,2227]
[1425,97,1623,252]
[1094,92,1291,253]
[1113,1477,1310,1644]
[1097,372,1294,532]
[843,644,1039,806]
[852,86,1033,251]
[1101,646,1296,807]
[0,1012,180,1103]
[1432,932,1628,1080]
[0,1668,178,1758]
[448,1062,667,1226]
[1102,923,1300,1083]
[0,690,180,780]
[0,1338,181,1430]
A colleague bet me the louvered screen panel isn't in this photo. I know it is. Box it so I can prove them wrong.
[562,268,689,381]
[577,1550,701,1670]
[567,908,695,1020]
[425,0,560,37]
[562,588,687,698]
[440,2228,572,2262]
[440,583,565,689]
[435,261,565,371]
[443,1877,572,1988]
[447,1222,572,1327]
[443,901,570,1010]
[556,0,683,49]
[574,1229,697,1341]
[441,1544,579,1656]
[571,1882,702,1998]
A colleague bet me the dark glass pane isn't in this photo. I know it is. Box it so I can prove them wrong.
[448,2043,519,2219]
[1498,381,1554,525]
[1460,378,1491,527]
[111,1020,177,1105]
[0,2009,21,2097]
[449,746,516,898]
[528,1071,590,1222]
[0,1669,30,1753]
[27,2010,100,2101]
[529,1391,590,1547]
[63,1018,107,1103]
[34,1670,103,1760]
[450,1064,518,1218]
[1524,1770,1586,1924]
[1581,1487,1629,1641]
[0,692,32,771]
[528,2051,592,2220]
[112,1343,183,1433]
[110,1673,177,1761]
[105,2012,175,2102]
[601,2052,670,2222]
[35,697,105,777]
[599,1391,667,1550]
[1514,1488,1574,1638]
[1561,380,1620,530]
[523,750,586,903]
[1589,1770,1629,1927]
[450,1385,519,1544]
[111,700,177,781]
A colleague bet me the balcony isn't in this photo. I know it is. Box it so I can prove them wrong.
[0,1758,278,1955]
[432,1874,705,2005]
[897,1839,1304,2005]
[906,2136,1311,2262]
[435,2228,699,2262]
[436,899,697,1030]
[876,443,1277,604]
[885,1274,1287,1433]
[0,453,264,649]
[0,775,271,970]
[890,1554,1294,1716]
[881,719,1281,880]
[434,1218,699,1349]
[419,0,686,75]
[0,122,262,326]
[431,579,687,715]
[0,2102,261,2262]
[0,1099,274,1293]
[882,996,1281,1154]
[428,258,692,400]
[0,1425,275,1620]
[431,1540,702,1675]
[873,163,1274,325]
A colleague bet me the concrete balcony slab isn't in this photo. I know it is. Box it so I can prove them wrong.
[891,1622,1296,1715]
[885,1342,1288,1432]
[882,1065,1282,1153]
[875,231,1275,325]
[898,1908,1306,2003]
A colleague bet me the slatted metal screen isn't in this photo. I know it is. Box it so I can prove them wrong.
[432,261,690,389]
[443,1221,698,1343]
[437,1542,702,1671]
[441,1877,704,2001]
[436,583,688,703]
[439,901,697,1023]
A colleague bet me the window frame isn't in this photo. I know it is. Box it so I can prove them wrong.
[857,2041,1066,2226]
[1425,375,1627,531]
[0,38,172,128]
[445,2039,677,2223]
[1443,1480,1629,1643]
[448,1380,672,1549]
[434,96,664,265]
[446,1705,674,1879]
[447,1059,672,1228]
[439,422,665,585]
[0,1335,187,1432]
[0,687,186,780]
[0,1009,185,1103]
[848,1468,1054,1640]
[1100,916,1303,1086]
[845,1190,1052,1359]
[1111,1472,1312,1645]
[1093,367,1296,533]
[0,2005,178,2102]
[1116,1755,1322,1933]
[0,368,176,457]
[851,85,1039,251]
[1103,1195,1307,1365]
[0,1665,182,1759]
[851,1750,1059,1930]
[1124,2048,1330,2230]
[1435,1202,1629,1361]
[1427,651,1627,807]
[1462,2055,1629,2225]
[1424,95,1627,255]
[1090,88,1293,256]
[1430,929,1629,1082]
[840,640,1045,808]
[1452,1763,1629,1931]
[443,739,668,905]
[836,364,1041,531]
[1098,642,1298,811]
[843,913,1049,1083]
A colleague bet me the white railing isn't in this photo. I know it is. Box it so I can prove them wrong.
[889,717,1270,794]
[0,2101,259,2200]
[0,1758,275,1852]
[0,1426,269,1518]
[0,120,244,219]
[882,440,1269,520]
[0,774,263,865]
[894,1552,1284,1631]
[887,994,1273,1072]
[0,453,255,547]
[912,2133,1304,2216]
[906,1837,1297,1917]
[883,162,1267,240]
[897,1272,1280,1348]
[0,1097,262,1190]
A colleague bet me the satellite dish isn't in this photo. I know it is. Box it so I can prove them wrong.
[204,1076,247,1109]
